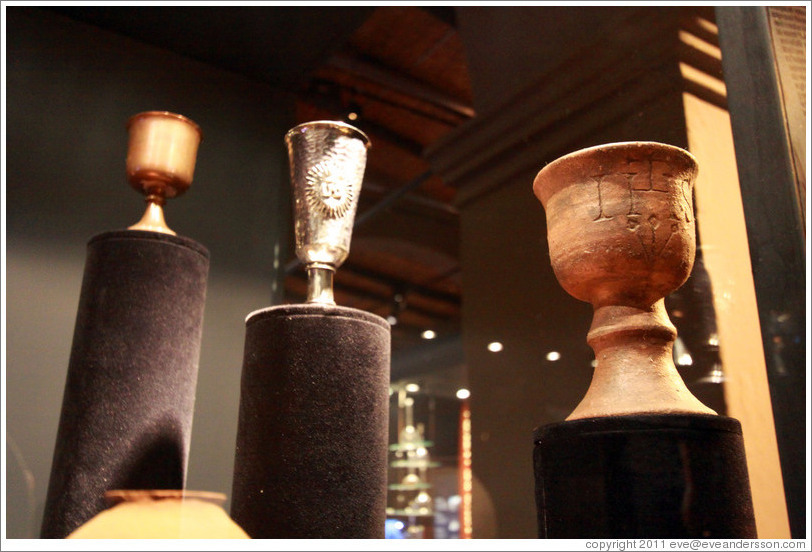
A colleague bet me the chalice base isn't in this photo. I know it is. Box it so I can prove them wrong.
[533,414,757,538]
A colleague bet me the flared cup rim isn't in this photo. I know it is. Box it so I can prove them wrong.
[104,489,227,506]
[126,111,203,141]
[533,141,697,206]
[284,120,371,148]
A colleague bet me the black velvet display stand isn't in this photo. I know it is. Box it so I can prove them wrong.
[533,414,757,538]
[231,304,391,539]
[40,230,210,538]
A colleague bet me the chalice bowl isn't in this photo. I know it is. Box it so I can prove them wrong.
[533,142,715,420]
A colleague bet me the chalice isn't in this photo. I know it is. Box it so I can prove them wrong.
[533,141,714,419]
[126,111,202,235]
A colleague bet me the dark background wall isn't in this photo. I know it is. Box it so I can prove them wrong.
[5,8,293,537]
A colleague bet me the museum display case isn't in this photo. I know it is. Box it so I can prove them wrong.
[385,381,466,540]
[4,5,806,541]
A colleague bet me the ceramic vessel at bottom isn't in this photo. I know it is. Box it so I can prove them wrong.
[67,490,250,539]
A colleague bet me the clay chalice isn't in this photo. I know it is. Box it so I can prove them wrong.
[533,142,714,420]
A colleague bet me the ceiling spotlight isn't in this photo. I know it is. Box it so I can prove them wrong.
[487,341,503,353]
[405,383,420,393]
[345,102,362,122]
[546,351,561,362]
[421,330,436,340]
[386,315,398,326]
[456,388,470,400]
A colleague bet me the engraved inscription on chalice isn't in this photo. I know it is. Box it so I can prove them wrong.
[591,155,693,263]
[305,157,355,219]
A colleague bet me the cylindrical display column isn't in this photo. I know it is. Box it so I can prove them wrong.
[534,414,757,538]
[40,230,209,538]
[231,303,391,538]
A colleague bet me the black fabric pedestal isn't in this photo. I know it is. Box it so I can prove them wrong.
[230,304,391,539]
[40,230,210,538]
[533,414,757,538]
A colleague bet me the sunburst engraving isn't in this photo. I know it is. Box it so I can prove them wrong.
[305,158,355,219]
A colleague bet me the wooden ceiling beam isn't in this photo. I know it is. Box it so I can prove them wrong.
[326,52,475,119]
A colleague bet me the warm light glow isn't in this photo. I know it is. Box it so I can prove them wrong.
[402,473,420,485]
[405,383,420,393]
[487,341,503,352]
[421,330,436,340]
[456,388,471,400]
[347,112,358,121]
[459,403,473,539]
[387,315,398,326]
[546,351,561,361]
[677,353,694,366]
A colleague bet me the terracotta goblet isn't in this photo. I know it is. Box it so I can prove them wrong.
[533,142,715,420]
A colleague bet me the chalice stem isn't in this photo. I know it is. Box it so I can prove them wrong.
[129,195,173,235]
[306,263,335,304]
[568,299,715,420]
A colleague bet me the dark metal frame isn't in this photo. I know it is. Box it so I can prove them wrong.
[716,6,807,539]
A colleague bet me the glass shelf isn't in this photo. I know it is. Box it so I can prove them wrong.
[388,482,433,491]
[389,440,434,452]
[389,459,442,469]
[386,508,435,518]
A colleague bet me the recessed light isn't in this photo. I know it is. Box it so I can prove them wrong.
[546,351,561,361]
[456,388,471,400]
[487,341,503,352]
[421,330,436,340]
[405,383,420,393]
